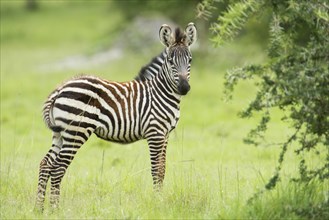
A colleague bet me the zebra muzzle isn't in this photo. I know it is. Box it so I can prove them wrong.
[177,77,190,96]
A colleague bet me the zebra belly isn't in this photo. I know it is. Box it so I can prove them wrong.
[93,124,142,144]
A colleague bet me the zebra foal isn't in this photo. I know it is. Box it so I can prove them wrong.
[35,23,197,211]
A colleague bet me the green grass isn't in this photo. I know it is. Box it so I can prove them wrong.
[1,1,328,219]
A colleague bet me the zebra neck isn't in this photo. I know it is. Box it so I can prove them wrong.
[151,65,181,102]
[135,50,167,81]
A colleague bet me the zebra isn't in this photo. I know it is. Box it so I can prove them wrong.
[35,23,197,211]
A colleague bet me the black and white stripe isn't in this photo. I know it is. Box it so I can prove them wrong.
[35,23,197,211]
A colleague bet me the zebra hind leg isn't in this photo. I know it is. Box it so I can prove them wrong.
[35,132,62,212]
[49,128,92,209]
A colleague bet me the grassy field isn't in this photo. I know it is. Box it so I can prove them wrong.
[1,1,328,219]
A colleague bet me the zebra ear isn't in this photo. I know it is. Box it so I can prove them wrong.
[159,24,172,47]
[185,22,197,46]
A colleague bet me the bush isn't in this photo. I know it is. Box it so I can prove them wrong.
[197,0,329,189]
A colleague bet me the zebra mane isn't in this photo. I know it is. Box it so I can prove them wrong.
[173,27,186,45]
[135,50,167,81]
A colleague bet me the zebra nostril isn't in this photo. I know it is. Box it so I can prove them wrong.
[178,80,190,95]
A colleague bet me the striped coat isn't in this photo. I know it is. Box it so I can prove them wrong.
[43,74,181,143]
[35,23,197,211]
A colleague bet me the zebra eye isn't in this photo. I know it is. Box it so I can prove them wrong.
[168,57,174,65]
[189,57,192,63]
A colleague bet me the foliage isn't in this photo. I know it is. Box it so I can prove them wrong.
[198,0,329,192]
[198,0,262,46]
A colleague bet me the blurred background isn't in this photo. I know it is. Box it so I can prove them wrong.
[1,0,272,147]
[1,0,270,74]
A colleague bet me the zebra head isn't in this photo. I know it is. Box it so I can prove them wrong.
[159,23,197,96]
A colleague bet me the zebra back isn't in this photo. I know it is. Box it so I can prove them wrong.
[42,50,166,133]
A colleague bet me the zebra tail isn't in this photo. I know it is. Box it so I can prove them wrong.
[42,89,63,132]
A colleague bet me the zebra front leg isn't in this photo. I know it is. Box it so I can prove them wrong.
[35,133,62,212]
[147,136,168,188]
